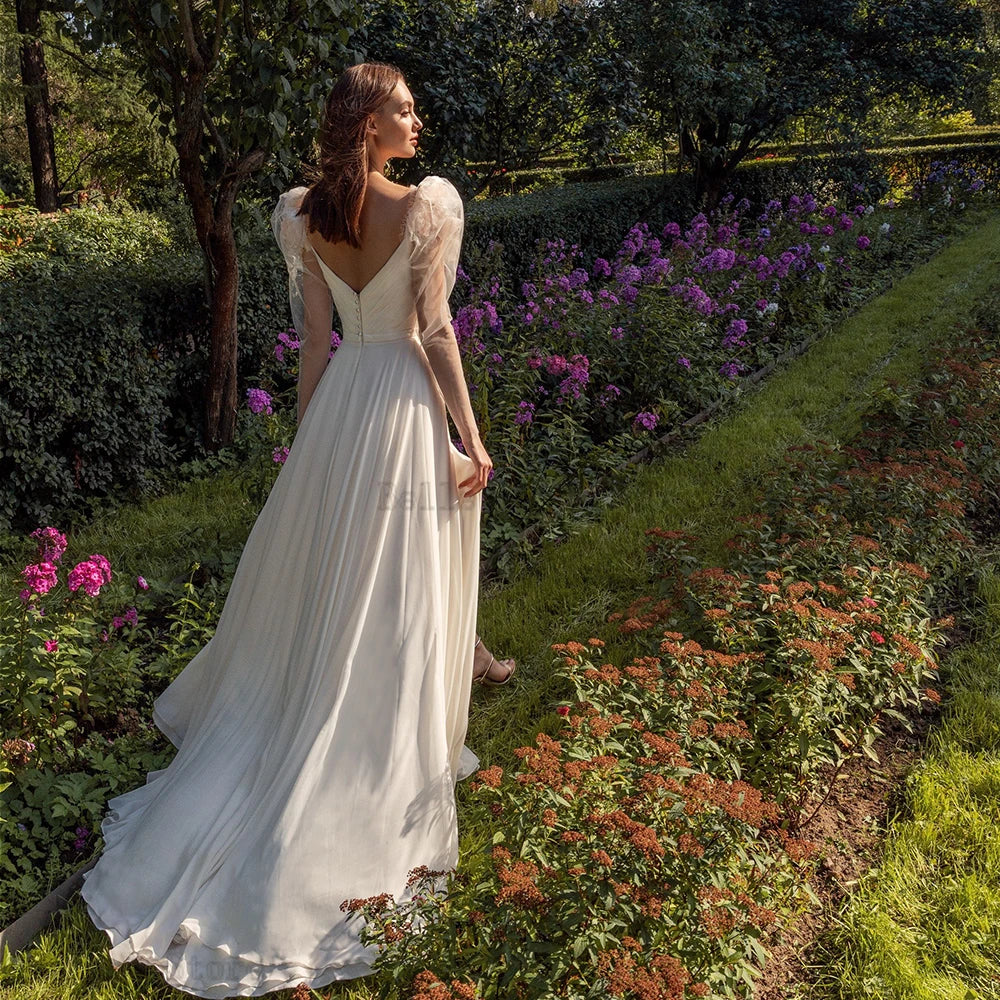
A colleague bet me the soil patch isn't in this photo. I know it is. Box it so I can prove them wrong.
[752,706,940,998]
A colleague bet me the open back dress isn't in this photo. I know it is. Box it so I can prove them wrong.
[79,175,482,998]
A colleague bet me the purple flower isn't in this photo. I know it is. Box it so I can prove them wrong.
[856,235,871,250]
[246,388,273,415]
[617,264,642,286]
[592,258,612,278]
[124,606,139,627]
[274,329,300,363]
[597,384,622,407]
[719,360,743,380]
[633,411,659,433]
[677,357,691,369]
[73,826,89,851]
[514,401,536,426]
[610,326,625,341]
[696,248,737,273]
[31,527,67,564]
[661,222,682,241]
[723,318,749,349]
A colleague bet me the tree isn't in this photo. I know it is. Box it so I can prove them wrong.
[612,0,984,210]
[15,0,60,211]
[62,0,361,449]
[361,0,641,194]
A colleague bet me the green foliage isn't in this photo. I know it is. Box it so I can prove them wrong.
[63,0,362,200]
[360,0,641,193]
[0,200,287,530]
[611,0,985,204]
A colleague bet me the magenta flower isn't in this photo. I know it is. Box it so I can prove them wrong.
[68,559,108,597]
[136,575,149,590]
[43,639,58,653]
[22,562,58,596]
[272,445,290,464]
[633,411,658,432]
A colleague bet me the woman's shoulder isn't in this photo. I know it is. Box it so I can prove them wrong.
[411,175,463,217]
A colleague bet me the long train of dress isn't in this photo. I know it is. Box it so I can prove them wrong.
[79,177,482,997]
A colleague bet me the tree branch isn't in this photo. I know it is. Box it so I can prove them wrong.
[40,36,117,81]
[176,0,205,71]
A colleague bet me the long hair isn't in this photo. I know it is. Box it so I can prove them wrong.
[297,61,404,248]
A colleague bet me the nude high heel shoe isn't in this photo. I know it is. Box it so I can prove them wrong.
[472,635,516,686]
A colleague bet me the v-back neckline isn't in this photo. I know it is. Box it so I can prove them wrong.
[306,184,418,298]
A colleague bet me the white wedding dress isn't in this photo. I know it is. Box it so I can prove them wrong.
[79,175,483,997]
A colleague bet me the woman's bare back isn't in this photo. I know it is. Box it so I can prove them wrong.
[305,178,414,295]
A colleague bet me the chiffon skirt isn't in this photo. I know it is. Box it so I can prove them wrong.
[79,333,482,997]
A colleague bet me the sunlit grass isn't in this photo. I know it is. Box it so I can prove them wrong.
[811,569,1000,1000]
[2,211,999,999]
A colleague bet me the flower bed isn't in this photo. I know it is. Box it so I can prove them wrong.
[240,161,995,583]
[331,321,1000,997]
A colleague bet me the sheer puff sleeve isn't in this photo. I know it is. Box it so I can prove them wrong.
[270,186,333,352]
[405,176,480,449]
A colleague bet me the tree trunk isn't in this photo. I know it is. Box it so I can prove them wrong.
[16,0,60,212]
[203,203,240,451]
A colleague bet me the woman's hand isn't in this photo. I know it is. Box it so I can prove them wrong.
[458,436,493,498]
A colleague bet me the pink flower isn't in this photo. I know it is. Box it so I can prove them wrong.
[124,606,138,627]
[87,554,112,584]
[67,559,107,597]
[22,562,58,596]
[43,639,58,653]
[870,631,886,644]
[862,597,878,608]
[136,575,149,590]
[272,445,290,464]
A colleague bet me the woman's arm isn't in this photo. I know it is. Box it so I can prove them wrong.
[297,243,334,426]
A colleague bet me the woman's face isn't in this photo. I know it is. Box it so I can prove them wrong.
[368,79,423,162]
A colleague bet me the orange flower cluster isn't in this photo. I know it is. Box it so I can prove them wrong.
[494,856,550,913]
[596,947,700,1000]
[410,970,480,1000]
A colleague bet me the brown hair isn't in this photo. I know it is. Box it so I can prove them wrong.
[297,61,404,248]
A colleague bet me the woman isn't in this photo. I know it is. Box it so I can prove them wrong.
[79,61,512,997]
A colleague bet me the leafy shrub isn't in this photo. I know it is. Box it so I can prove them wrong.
[335,326,1000,1000]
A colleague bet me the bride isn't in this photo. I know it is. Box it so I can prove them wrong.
[79,61,514,997]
